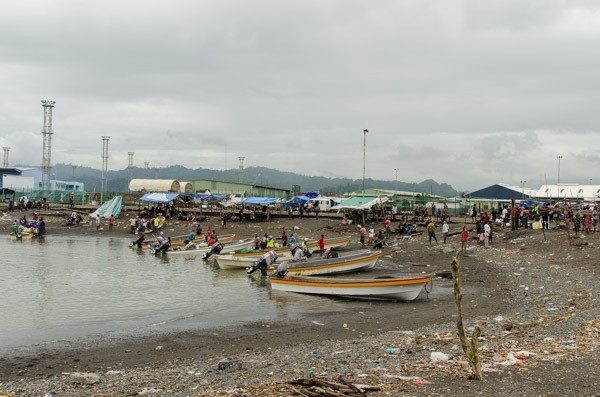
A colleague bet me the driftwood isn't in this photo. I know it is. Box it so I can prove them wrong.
[450,252,483,380]
[289,375,381,396]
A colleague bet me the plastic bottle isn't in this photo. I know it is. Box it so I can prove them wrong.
[386,348,401,354]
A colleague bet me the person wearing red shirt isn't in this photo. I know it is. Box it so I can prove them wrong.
[317,234,325,256]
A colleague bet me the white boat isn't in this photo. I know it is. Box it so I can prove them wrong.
[142,233,236,248]
[231,235,352,258]
[279,250,381,276]
[154,239,253,256]
[269,274,431,300]
[215,249,298,269]
[216,250,381,276]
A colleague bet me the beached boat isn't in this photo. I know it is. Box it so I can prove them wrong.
[9,230,35,240]
[141,233,236,248]
[280,250,381,276]
[269,274,431,300]
[231,235,352,258]
[152,238,253,256]
[215,252,291,269]
[216,249,381,276]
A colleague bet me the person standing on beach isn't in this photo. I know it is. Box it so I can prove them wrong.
[384,217,392,237]
[483,222,491,248]
[317,234,325,256]
[109,215,115,231]
[460,226,469,254]
[368,227,375,245]
[442,220,449,243]
[359,225,367,247]
[427,221,438,245]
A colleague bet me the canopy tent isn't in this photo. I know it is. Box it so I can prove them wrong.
[333,195,390,211]
[240,197,280,206]
[284,195,311,209]
[89,195,123,219]
[185,193,225,201]
[139,192,180,203]
[305,192,320,199]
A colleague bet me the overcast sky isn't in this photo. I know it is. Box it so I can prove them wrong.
[1,0,599,192]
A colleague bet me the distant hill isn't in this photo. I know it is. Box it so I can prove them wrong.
[49,163,458,197]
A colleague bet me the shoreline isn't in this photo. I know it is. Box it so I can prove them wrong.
[1,211,599,395]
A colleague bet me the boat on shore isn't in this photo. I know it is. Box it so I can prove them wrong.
[269,273,431,300]
[151,238,253,256]
[231,235,352,258]
[216,249,381,276]
[9,230,35,240]
[141,233,236,249]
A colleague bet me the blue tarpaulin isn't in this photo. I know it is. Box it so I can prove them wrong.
[284,195,311,209]
[241,197,279,206]
[139,193,180,203]
[183,193,225,201]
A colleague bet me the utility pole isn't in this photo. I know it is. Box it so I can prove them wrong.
[362,129,368,194]
[238,156,245,183]
[557,155,562,202]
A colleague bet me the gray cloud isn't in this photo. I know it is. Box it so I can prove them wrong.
[1,0,599,191]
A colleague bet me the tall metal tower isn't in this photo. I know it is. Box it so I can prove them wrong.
[41,100,56,191]
[128,152,134,191]
[144,161,149,178]
[101,136,110,200]
[2,147,9,167]
[238,156,245,183]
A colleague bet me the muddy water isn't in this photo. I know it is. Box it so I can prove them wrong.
[0,235,359,351]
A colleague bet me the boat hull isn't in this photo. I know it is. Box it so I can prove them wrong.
[9,232,34,240]
[156,239,252,256]
[143,233,236,249]
[280,250,381,276]
[232,235,352,258]
[269,274,431,300]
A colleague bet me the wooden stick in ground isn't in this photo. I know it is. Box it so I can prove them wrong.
[450,251,483,380]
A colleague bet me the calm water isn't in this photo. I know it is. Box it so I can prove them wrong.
[0,235,353,353]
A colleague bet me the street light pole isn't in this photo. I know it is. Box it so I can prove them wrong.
[557,155,562,202]
[362,129,368,194]
[394,168,399,190]
[520,180,526,200]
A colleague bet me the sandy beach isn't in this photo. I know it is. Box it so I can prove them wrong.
[1,208,599,396]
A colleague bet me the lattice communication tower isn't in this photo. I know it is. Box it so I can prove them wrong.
[101,136,110,200]
[128,152,134,191]
[2,147,9,167]
[41,100,56,191]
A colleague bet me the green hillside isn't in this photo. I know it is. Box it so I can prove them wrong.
[51,163,458,197]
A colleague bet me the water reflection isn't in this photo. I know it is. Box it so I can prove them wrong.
[0,236,433,352]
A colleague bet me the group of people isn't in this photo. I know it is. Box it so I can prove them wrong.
[11,214,46,238]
